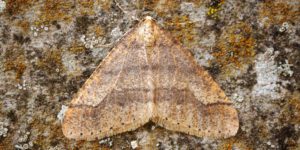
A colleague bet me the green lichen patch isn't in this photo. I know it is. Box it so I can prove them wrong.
[206,0,225,19]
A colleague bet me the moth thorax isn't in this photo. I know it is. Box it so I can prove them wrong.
[138,22,156,47]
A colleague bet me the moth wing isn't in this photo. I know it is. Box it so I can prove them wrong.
[151,27,239,138]
[62,22,153,141]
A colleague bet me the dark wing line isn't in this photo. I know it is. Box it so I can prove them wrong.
[100,49,129,106]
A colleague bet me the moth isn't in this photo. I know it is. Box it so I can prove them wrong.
[62,16,239,141]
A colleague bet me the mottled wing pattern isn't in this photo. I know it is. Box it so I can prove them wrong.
[62,25,153,141]
[151,27,239,138]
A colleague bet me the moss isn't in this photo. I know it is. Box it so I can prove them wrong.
[259,1,300,28]
[212,22,256,71]
[4,49,27,80]
[36,49,64,74]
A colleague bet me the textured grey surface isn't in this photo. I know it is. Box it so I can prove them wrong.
[0,0,299,149]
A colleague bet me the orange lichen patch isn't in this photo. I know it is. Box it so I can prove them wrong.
[30,119,66,149]
[77,0,95,15]
[68,43,87,54]
[138,0,181,16]
[138,0,204,14]
[90,25,106,37]
[218,137,252,150]
[0,133,14,149]
[280,92,300,124]
[16,20,31,33]
[67,141,102,150]
[5,0,37,16]
[136,1,200,48]
[186,0,204,7]
[4,49,27,80]
[98,0,112,12]
[39,0,73,24]
[37,49,64,74]
[212,22,255,70]
[258,1,300,28]
[163,15,198,48]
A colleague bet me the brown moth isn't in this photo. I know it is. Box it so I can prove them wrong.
[62,16,239,141]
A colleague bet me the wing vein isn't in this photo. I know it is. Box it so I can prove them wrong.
[102,49,129,102]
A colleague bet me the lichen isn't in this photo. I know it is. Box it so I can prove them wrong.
[36,49,64,74]
[5,0,36,15]
[39,0,73,24]
[259,1,300,28]
[0,0,6,13]
[0,0,299,149]
[138,0,180,16]
[218,137,252,150]
[0,120,9,138]
[98,0,112,12]
[280,92,300,125]
[16,20,31,33]
[206,0,225,19]
[90,25,106,37]
[68,43,86,54]
[211,22,256,75]
[252,47,288,100]
[78,0,95,15]
[163,15,197,48]
[4,48,27,80]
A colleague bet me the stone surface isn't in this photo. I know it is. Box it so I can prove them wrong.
[0,0,299,149]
